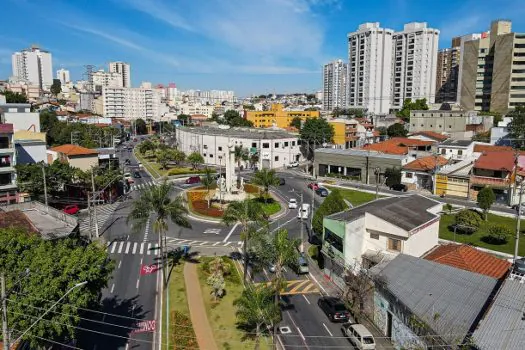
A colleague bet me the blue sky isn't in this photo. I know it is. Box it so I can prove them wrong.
[1,0,525,96]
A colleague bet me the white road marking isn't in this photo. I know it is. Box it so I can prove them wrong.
[308,272,328,295]
[199,241,208,246]
[125,242,131,254]
[139,242,144,254]
[110,242,117,254]
[223,223,239,242]
[302,295,311,305]
[154,243,159,255]
[110,283,115,294]
[136,278,140,289]
[132,242,137,254]
[213,242,220,246]
[140,257,143,265]
[224,242,231,246]
[322,323,333,337]
[296,327,306,341]
[117,241,124,254]
[147,243,152,255]
[117,260,122,269]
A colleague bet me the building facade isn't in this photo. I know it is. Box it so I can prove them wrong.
[245,103,319,128]
[323,59,348,111]
[109,61,131,88]
[92,70,123,92]
[102,86,164,120]
[435,38,461,102]
[11,46,53,90]
[408,109,493,135]
[347,23,394,114]
[391,22,439,109]
[56,68,70,85]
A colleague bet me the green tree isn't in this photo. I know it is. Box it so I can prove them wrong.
[187,152,204,169]
[312,189,348,234]
[396,98,428,121]
[345,108,365,118]
[39,109,59,132]
[384,167,401,188]
[304,107,320,111]
[290,116,302,130]
[207,273,225,302]
[507,105,525,149]
[299,118,335,159]
[243,104,256,110]
[444,203,453,215]
[376,126,387,136]
[234,146,249,173]
[201,167,215,208]
[1,90,28,103]
[138,139,155,154]
[222,199,265,284]
[135,118,147,135]
[50,79,62,96]
[177,114,191,126]
[0,228,113,348]
[251,168,280,202]
[155,149,173,169]
[455,209,482,233]
[127,182,190,286]
[173,149,186,164]
[250,152,260,169]
[224,110,253,127]
[477,186,496,220]
[234,284,280,350]
[479,110,503,126]
[387,123,408,137]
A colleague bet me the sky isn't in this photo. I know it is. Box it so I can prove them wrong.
[1,0,525,96]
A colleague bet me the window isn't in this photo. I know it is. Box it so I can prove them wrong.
[274,156,279,161]
[324,228,343,253]
[274,142,279,148]
[458,150,463,156]
[449,125,452,129]
[388,238,402,252]
[262,143,269,148]
[406,172,413,178]
[292,141,296,146]
[203,145,208,149]
[218,146,222,151]
[284,142,289,147]
[441,149,446,155]
[252,142,257,148]
[209,154,214,158]
[370,233,379,240]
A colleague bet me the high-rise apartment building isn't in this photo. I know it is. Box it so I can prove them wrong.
[391,22,439,109]
[92,70,123,92]
[56,68,70,85]
[323,59,348,111]
[102,86,162,120]
[458,20,525,113]
[109,62,131,88]
[347,23,394,114]
[436,37,461,103]
[11,46,53,89]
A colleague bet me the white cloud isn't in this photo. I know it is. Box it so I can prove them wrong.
[117,0,194,32]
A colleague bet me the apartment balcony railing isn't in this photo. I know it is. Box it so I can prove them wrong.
[470,175,510,187]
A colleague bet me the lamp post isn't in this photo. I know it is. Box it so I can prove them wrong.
[374,167,381,199]
[514,176,525,264]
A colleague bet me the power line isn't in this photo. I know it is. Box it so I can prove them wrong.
[9,328,82,350]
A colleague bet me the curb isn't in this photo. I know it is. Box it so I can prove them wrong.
[132,147,160,180]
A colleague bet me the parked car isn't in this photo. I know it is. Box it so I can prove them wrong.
[317,297,351,322]
[316,187,329,197]
[288,198,298,209]
[288,161,299,168]
[307,183,319,190]
[63,205,80,215]
[390,183,407,192]
[186,176,201,184]
[290,253,309,274]
[279,178,286,186]
[341,323,375,350]
[133,138,138,142]
[514,257,525,274]
[133,171,141,178]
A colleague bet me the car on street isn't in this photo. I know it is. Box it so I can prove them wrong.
[124,173,134,184]
[317,297,351,322]
[279,177,286,185]
[133,171,141,178]
[307,182,319,190]
[288,161,299,168]
[316,187,329,197]
[390,183,407,192]
[341,323,375,350]
[137,162,143,168]
[288,198,298,209]
[290,253,309,274]
[63,205,80,215]
[268,263,276,273]
[297,203,310,219]
[185,176,201,184]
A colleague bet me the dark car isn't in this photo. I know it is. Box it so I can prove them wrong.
[279,178,286,186]
[317,297,351,322]
[186,176,201,184]
[316,187,329,197]
[390,183,408,192]
[133,171,141,178]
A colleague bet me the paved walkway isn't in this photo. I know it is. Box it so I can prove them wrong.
[183,262,218,350]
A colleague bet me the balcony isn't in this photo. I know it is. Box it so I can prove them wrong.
[470,175,510,188]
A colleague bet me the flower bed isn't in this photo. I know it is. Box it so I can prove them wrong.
[244,184,260,194]
[191,200,224,217]
[187,190,207,202]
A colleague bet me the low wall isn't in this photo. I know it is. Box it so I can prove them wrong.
[2,201,78,227]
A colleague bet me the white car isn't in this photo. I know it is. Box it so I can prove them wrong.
[288,198,298,209]
[288,161,299,168]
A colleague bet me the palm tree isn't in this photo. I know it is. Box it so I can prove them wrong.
[222,199,265,284]
[127,181,191,286]
[250,153,259,170]
[234,284,280,350]
[200,167,215,208]
[234,145,249,174]
[251,168,280,202]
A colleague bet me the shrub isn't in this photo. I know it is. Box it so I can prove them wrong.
[244,183,260,194]
[444,203,453,214]
[187,190,207,202]
[171,311,198,349]
[454,209,482,234]
[308,245,318,260]
[167,167,203,176]
[483,224,513,244]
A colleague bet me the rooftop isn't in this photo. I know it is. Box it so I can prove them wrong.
[473,144,513,153]
[474,150,515,172]
[438,154,479,177]
[0,210,38,234]
[327,194,440,232]
[49,144,99,156]
[315,147,407,160]
[410,131,449,142]
[424,244,511,279]
[373,254,498,345]
[361,137,434,155]
[178,125,298,140]
[439,139,473,148]
[403,155,448,172]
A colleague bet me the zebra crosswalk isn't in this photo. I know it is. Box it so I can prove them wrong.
[107,241,160,256]
[166,237,243,248]
[78,202,120,235]
[130,181,156,192]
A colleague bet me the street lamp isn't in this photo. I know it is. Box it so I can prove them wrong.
[12,281,87,346]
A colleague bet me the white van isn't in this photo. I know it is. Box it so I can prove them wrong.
[297,203,310,219]
[342,323,375,350]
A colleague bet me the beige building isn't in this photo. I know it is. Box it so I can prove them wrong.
[459,20,525,113]
[436,37,461,103]
[48,144,98,171]
[409,109,493,136]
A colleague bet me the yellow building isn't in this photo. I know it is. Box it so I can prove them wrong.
[245,104,319,128]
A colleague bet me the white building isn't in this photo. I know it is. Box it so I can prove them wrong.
[0,103,40,132]
[391,22,439,109]
[56,69,70,85]
[175,126,303,169]
[347,23,394,114]
[109,61,131,88]
[92,70,123,92]
[490,117,512,145]
[11,46,53,90]
[102,86,165,120]
[323,59,348,111]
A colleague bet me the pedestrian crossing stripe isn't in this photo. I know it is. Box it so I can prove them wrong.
[108,241,160,256]
[203,228,221,235]
[78,202,121,234]
[164,237,243,247]
[130,181,156,191]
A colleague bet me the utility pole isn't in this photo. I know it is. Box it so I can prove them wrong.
[1,273,9,350]
[300,193,304,253]
[91,170,99,239]
[515,180,524,263]
[41,164,49,212]
[310,184,315,229]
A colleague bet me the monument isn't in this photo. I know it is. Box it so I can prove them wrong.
[214,141,248,202]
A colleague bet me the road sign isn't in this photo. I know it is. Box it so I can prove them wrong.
[140,264,159,275]
[132,320,156,334]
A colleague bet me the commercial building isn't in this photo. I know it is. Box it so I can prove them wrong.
[458,20,525,113]
[102,86,164,120]
[347,23,393,114]
[48,144,99,171]
[56,68,70,85]
[11,45,53,90]
[408,108,493,136]
[175,125,302,169]
[435,37,461,102]
[322,59,348,111]
[391,22,439,109]
[109,61,131,88]
[328,118,379,149]
[245,103,319,129]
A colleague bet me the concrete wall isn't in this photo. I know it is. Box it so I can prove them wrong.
[404,218,440,257]
[67,155,99,171]
[491,33,515,113]
[459,40,480,110]
[3,110,40,132]
[15,142,47,164]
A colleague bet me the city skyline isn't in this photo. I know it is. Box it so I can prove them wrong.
[1,0,525,96]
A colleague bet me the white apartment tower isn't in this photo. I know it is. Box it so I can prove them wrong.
[56,68,70,85]
[109,62,131,88]
[391,22,439,109]
[347,23,394,114]
[11,46,53,89]
[102,86,162,120]
[323,59,348,111]
[92,70,123,92]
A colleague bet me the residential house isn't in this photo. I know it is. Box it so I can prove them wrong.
[437,139,475,162]
[322,195,442,288]
[470,150,515,203]
[48,144,99,171]
[435,154,479,198]
[401,155,448,191]
[473,143,513,153]
[490,116,512,145]
[408,131,449,143]
[370,254,499,350]
[329,118,380,149]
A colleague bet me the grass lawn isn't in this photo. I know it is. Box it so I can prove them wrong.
[197,257,271,350]
[325,186,379,206]
[439,211,525,256]
[251,197,282,216]
[134,151,165,178]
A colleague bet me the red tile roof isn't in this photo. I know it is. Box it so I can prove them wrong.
[403,155,448,172]
[474,150,515,172]
[361,137,434,155]
[473,144,513,153]
[424,244,511,279]
[410,131,449,142]
[50,144,98,156]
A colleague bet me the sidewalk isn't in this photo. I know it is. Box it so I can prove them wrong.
[183,262,218,350]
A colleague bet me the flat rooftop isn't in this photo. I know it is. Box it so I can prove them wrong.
[178,125,298,140]
[315,147,406,160]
